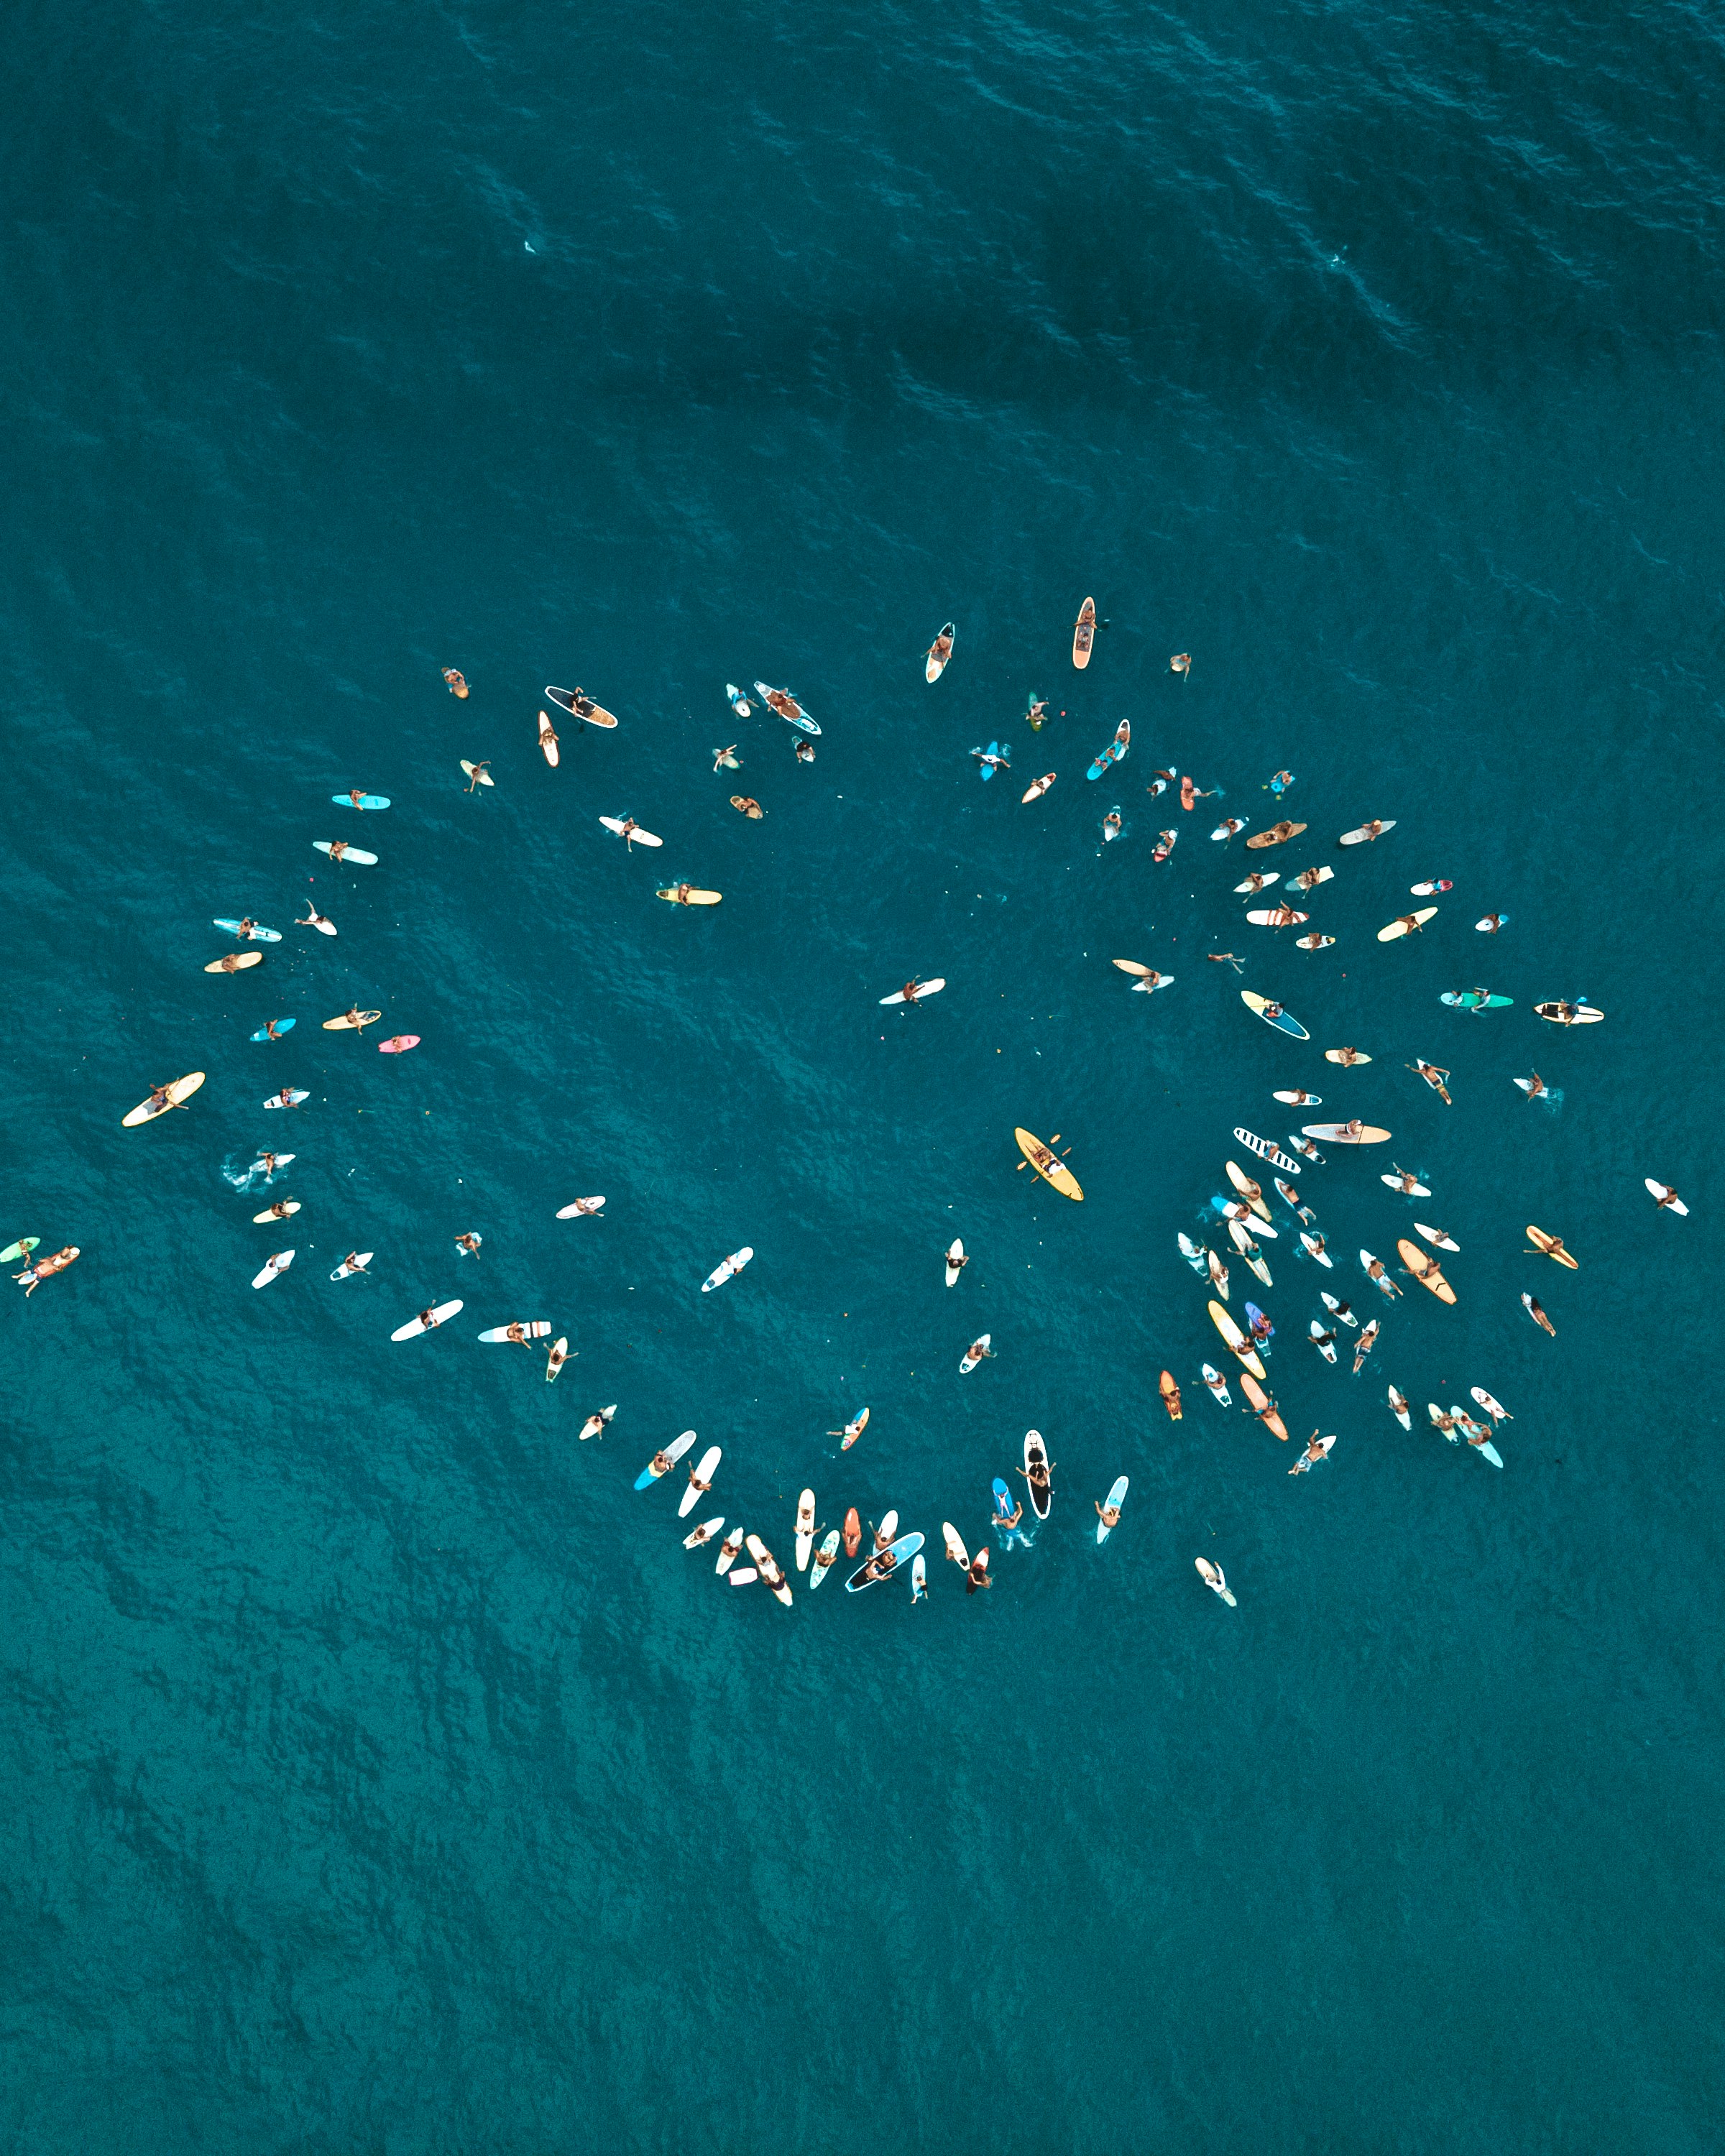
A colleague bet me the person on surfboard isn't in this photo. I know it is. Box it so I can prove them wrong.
[270,1087,300,1110]
[1207,952,1245,971]
[339,1252,370,1276]
[502,1323,533,1347]
[1409,1060,1452,1102]
[965,1550,993,1594]
[1268,770,1294,793]
[731,796,765,817]
[463,760,491,792]
[1025,695,1050,729]
[454,1233,482,1258]
[1103,812,1123,842]
[1477,913,1506,934]
[1331,1046,1366,1067]
[297,905,335,933]
[326,840,349,864]
[442,668,468,696]
[794,738,815,764]
[1095,1494,1123,1533]
[964,1337,995,1368]
[712,745,740,771]
[993,1490,1029,1547]
[15,1247,78,1295]
[255,1151,282,1179]
[261,1199,295,1221]
[1171,653,1192,678]
[1017,1454,1054,1501]
[1289,1432,1334,1476]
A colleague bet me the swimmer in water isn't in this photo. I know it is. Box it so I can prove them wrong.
[1268,770,1294,794]
[1170,652,1191,679]
[442,667,469,696]
[1103,811,1123,842]
[1208,953,1246,971]
[296,905,335,934]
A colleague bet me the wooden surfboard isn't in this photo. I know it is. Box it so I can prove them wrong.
[1072,596,1095,668]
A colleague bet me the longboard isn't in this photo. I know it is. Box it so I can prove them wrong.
[1378,908,1438,941]
[0,1239,40,1263]
[1095,1475,1129,1544]
[252,1250,295,1289]
[332,793,390,810]
[1414,1222,1459,1252]
[879,978,946,1005]
[1526,1225,1578,1269]
[379,1035,420,1053]
[1013,1128,1082,1200]
[1246,821,1305,850]
[538,711,560,766]
[323,1010,382,1031]
[252,1206,299,1235]
[313,842,377,864]
[1240,991,1309,1040]
[205,953,262,973]
[1645,1179,1689,1216]
[701,1245,754,1292]
[478,1320,552,1343]
[845,1530,924,1591]
[599,816,662,847]
[1534,1002,1603,1024]
[684,1516,725,1550]
[1159,1371,1182,1420]
[1086,721,1128,780]
[925,624,955,682]
[1239,1371,1288,1440]
[1339,820,1396,845]
[122,1072,206,1126]
[250,1020,295,1042]
[794,1489,816,1567]
[657,887,722,905]
[1024,1429,1054,1519]
[680,1447,724,1519]
[546,686,619,728]
[944,1238,965,1286]
[1303,1123,1390,1144]
[1233,1128,1300,1173]
[1289,865,1335,892]
[753,683,820,735]
[745,1535,793,1606]
[1208,1299,1266,1379]
[1072,597,1095,669]
[634,1430,696,1489]
[1398,1238,1456,1303]
[214,918,281,941]
[1225,1162,1271,1220]
[1247,908,1307,927]
[391,1299,463,1340]
[1381,1170,1430,1195]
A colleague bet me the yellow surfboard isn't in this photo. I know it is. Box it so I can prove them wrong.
[1208,1299,1266,1379]
[323,1010,382,1031]
[122,1072,206,1127]
[656,887,722,906]
[1398,1238,1457,1304]
[205,952,262,974]
[1014,1128,1083,1201]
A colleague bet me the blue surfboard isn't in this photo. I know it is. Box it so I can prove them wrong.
[1244,1301,1274,1348]
[249,1018,297,1042]
[991,1476,1015,1523]
[845,1530,924,1591]
[333,793,390,809]
[975,740,1004,780]
[214,918,282,942]
[1086,725,1128,780]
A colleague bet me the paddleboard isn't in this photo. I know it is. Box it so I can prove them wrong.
[261,1088,309,1110]
[1239,1371,1289,1441]
[944,1238,966,1286]
[556,1197,606,1219]
[1013,1128,1082,1201]
[1526,1225,1578,1269]
[1388,1386,1412,1429]
[1414,1222,1459,1252]
[122,1072,206,1126]
[1304,1123,1390,1144]
[545,1337,569,1383]
[1086,721,1129,780]
[1208,1299,1266,1380]
[1240,991,1309,1040]
[1442,990,1513,1010]
[1233,1128,1300,1173]
[205,952,262,973]
[657,887,722,905]
[1247,908,1308,927]
[1378,908,1438,941]
[390,1299,463,1341]
[753,682,820,734]
[546,686,619,728]
[714,1526,745,1574]
[0,1238,40,1264]
[678,1447,723,1519]
[213,918,281,941]
[331,793,390,810]
[942,1521,970,1568]
[1534,1001,1604,1024]
[252,1250,294,1289]
[634,1430,696,1489]
[379,1035,420,1053]
[959,1333,992,1374]
[1095,1475,1129,1544]
[1202,1363,1232,1408]
[879,978,947,1005]
[478,1320,552,1343]
[1245,821,1305,850]
[794,1490,816,1567]
[925,624,955,681]
[249,1020,295,1042]
[461,760,494,786]
[1021,772,1057,802]
[684,1516,724,1549]
[313,842,377,864]
[251,1199,300,1225]
[323,1010,382,1031]
[1023,1429,1054,1519]
[808,1529,841,1588]
[1398,1238,1456,1303]
[845,1531,924,1591]
[1339,819,1396,845]
[1645,1179,1689,1216]
[1309,1319,1337,1363]
[599,816,663,847]
[1072,596,1095,668]
[701,1245,754,1291]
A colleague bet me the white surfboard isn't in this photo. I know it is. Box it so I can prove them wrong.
[714,1525,745,1574]
[1246,907,1309,927]
[1300,1232,1333,1268]
[1644,1179,1688,1216]
[599,816,662,847]
[1309,1319,1337,1363]
[1235,872,1280,894]
[1381,1171,1431,1196]
[679,1445,723,1519]
[538,711,561,766]
[944,1238,965,1286]
[684,1516,724,1549]
[727,1567,758,1587]
[391,1299,463,1340]
[313,842,377,864]
[879,978,946,1005]
[959,1332,992,1373]
[252,1201,301,1224]
[701,1245,754,1292]
[577,1404,617,1441]
[1021,772,1057,803]
[261,1089,309,1110]
[329,1251,373,1279]
[477,1320,551,1343]
[1339,819,1396,845]
[545,1337,569,1382]
[1414,1222,1459,1252]
[556,1197,606,1219]
[252,1250,294,1289]
[1271,1090,1321,1106]
[1202,1363,1232,1407]
[795,1489,816,1568]
[942,1521,970,1567]
[1095,1475,1128,1543]
[1470,1386,1512,1423]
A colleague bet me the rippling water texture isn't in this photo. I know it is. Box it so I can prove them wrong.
[4,1,1724,2148]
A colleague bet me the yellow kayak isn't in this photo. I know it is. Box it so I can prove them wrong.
[1014,1128,1082,1201]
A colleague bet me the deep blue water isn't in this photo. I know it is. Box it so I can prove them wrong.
[4,1,1724,2148]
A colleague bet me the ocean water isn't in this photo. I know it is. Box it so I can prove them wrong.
[4,1,1724,2148]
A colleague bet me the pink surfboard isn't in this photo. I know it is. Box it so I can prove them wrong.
[379,1035,420,1054]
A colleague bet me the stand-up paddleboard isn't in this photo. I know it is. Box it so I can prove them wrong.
[1072,596,1095,669]
[1398,1238,1456,1302]
[1471,1386,1512,1423]
[753,682,820,734]
[379,1035,420,1054]
[830,1407,870,1450]
[745,1537,793,1606]
[942,1521,970,1569]
[599,816,663,847]
[250,1199,298,1227]
[794,1490,816,1567]
[925,623,955,681]
[556,1197,606,1219]
[214,918,282,941]
[1378,908,1438,941]
[1225,1162,1271,1220]
[332,793,390,811]
[323,1010,382,1031]
[460,760,494,790]
[0,1238,40,1264]
[123,1072,206,1127]
[1414,1222,1459,1252]
[1442,989,1513,1011]
[845,1530,924,1592]
[1309,1319,1338,1363]
[1246,821,1305,850]
[1241,991,1309,1040]
[1196,1557,1237,1606]
[1534,1000,1604,1024]
[1087,720,1129,780]
[1021,771,1057,803]
[252,1250,294,1289]
[808,1529,841,1588]
[879,978,946,1005]
[959,1333,992,1374]
[1023,1429,1054,1519]
[1013,1128,1082,1199]
[545,1337,569,1382]
[1202,1363,1232,1408]
[1289,865,1335,893]
[391,1300,463,1341]
[1339,819,1396,845]
[250,1020,295,1043]
[684,1516,724,1550]
[1526,1225,1578,1269]
[680,1447,724,1519]
[1240,1371,1289,1441]
[656,886,722,906]
[1208,1299,1266,1379]
[944,1238,966,1286]
[546,686,619,729]
[1388,1386,1412,1429]
[1381,1169,1430,1196]
[634,1430,696,1490]
[478,1320,552,1343]
[313,842,377,865]
[1303,1122,1390,1144]
[1233,1128,1300,1174]
[1159,1371,1182,1420]
[1247,907,1309,928]
[1645,1179,1689,1216]
[205,952,263,973]
[1095,1476,1128,1544]
[577,1404,617,1441]
[701,1245,754,1292]
[262,1088,309,1110]
[714,1525,746,1575]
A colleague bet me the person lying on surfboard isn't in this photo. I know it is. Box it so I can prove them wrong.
[454,1233,482,1258]
[965,1551,993,1594]
[965,1337,995,1367]
[260,1199,295,1220]
[1409,1061,1451,1102]
[15,1247,78,1295]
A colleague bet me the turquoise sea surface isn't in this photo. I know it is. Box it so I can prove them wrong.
[4,1,1723,2148]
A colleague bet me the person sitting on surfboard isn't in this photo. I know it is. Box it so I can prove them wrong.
[260,1200,293,1220]
[732,796,765,817]
[1103,813,1123,842]
[1477,913,1506,934]
[144,1085,172,1116]
[965,1551,993,1594]
[569,688,600,719]
[326,840,348,863]
[341,1005,367,1031]
[270,1087,298,1109]
[297,906,334,932]
[1025,695,1049,729]
[1269,770,1295,793]
[1332,1046,1364,1067]
[899,978,928,1005]
[415,1307,438,1332]
[1018,1456,1052,1498]
[1340,1118,1365,1139]
[345,790,365,808]
[442,668,468,696]
[712,745,740,771]
[1095,1496,1123,1532]
[464,761,491,792]
[965,1337,995,1367]
[794,738,815,764]
[502,1323,533,1347]
[454,1233,482,1258]
[1171,653,1191,678]
[340,1253,370,1275]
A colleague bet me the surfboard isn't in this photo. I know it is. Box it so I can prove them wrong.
[390,1299,463,1341]
[545,686,619,728]
[1272,1090,1320,1107]
[1208,1299,1266,1379]
[925,624,955,681]
[835,1407,870,1450]
[1289,865,1335,892]
[1476,913,1508,931]
[1239,1371,1288,1440]
[214,918,282,941]
[879,978,946,1005]
[261,1089,309,1110]
[1471,1387,1512,1423]
[1414,1222,1459,1252]
[1339,819,1396,845]
[1178,1233,1209,1277]
[1072,596,1095,669]
[323,1010,382,1031]
[1526,1225,1578,1269]
[1277,1179,1309,1217]
[794,1490,816,1567]
[545,1337,569,1383]
[701,1245,754,1292]
[122,1072,206,1126]
[1320,1291,1356,1327]
[1294,934,1335,950]
[332,793,390,810]
[1212,819,1246,841]
[0,1238,40,1264]
[1202,1363,1231,1408]
[1240,991,1309,1040]
[634,1431,696,1489]
[942,1521,969,1568]
[911,1554,927,1599]
[808,1529,841,1587]
[1021,772,1057,802]
[1245,821,1305,850]
[1471,1437,1504,1469]
[1023,1429,1054,1519]
[1381,1170,1430,1195]
[1321,1049,1372,1067]
[252,1250,295,1289]
[1236,872,1280,894]
[599,816,663,847]
[1398,1238,1456,1303]
[442,667,469,697]
[845,1531,924,1591]
[1388,1386,1412,1429]
[714,1526,745,1574]
[1410,878,1451,895]
[959,1333,992,1373]
[1095,1476,1129,1544]
[753,683,820,734]
[726,683,752,716]
[1351,1318,1379,1370]
[478,1320,552,1343]
[576,1404,617,1441]
[657,887,722,905]
[684,1516,724,1550]
[1377,908,1438,941]
[843,1508,862,1557]
[555,1197,606,1219]
[1247,908,1309,927]
[1534,1002,1604,1024]
[990,1477,1016,1528]
[1300,1232,1333,1268]
[680,1447,724,1519]
[1309,1319,1337,1363]
[1303,1123,1390,1144]
[746,1537,793,1606]
[1220,1205,1277,1243]
[1233,1129,1301,1174]
[1087,721,1129,780]
[1196,1558,1237,1606]
[1645,1179,1689,1216]
[250,1020,295,1042]
[1225,1163,1271,1220]
[461,760,494,787]
[247,1153,295,1177]
[944,1238,965,1286]
[1013,1128,1082,1200]
[313,842,377,864]
[1442,990,1513,1010]
[1159,1370,1182,1420]
[379,1035,420,1053]
[873,1511,901,1553]
[205,953,262,973]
